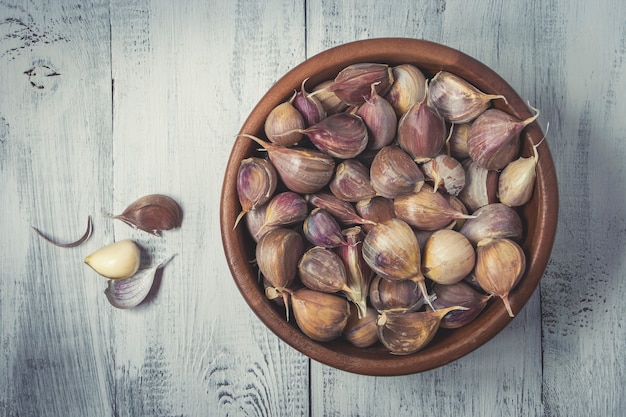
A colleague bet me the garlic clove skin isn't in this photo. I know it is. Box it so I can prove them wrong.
[329,62,394,106]
[343,305,379,348]
[113,194,183,236]
[459,203,523,246]
[241,134,335,194]
[428,71,506,123]
[420,154,466,196]
[377,306,467,355]
[384,64,427,118]
[474,238,526,317]
[85,239,141,280]
[255,228,304,290]
[104,254,176,309]
[336,226,374,319]
[497,140,540,207]
[264,95,305,146]
[290,288,351,342]
[370,145,425,199]
[422,229,475,285]
[329,159,377,203]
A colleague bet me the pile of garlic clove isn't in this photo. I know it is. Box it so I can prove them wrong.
[236,63,544,355]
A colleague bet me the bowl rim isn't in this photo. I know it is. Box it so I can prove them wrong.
[220,38,559,376]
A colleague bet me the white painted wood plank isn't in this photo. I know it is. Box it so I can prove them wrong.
[108,0,310,415]
[0,1,115,415]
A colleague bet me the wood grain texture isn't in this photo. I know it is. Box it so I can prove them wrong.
[1,0,625,416]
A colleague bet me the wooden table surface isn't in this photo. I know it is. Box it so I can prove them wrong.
[1,1,624,416]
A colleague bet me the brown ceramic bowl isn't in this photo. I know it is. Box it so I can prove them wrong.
[220,38,558,376]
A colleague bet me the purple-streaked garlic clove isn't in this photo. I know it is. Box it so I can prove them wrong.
[459,203,523,246]
[356,82,398,150]
[329,159,377,203]
[384,63,427,118]
[292,78,326,127]
[369,274,425,313]
[305,192,376,227]
[300,112,369,159]
[264,92,305,146]
[256,191,308,239]
[430,281,491,329]
[328,62,394,106]
[370,145,425,199]
[302,208,346,248]
[235,157,278,228]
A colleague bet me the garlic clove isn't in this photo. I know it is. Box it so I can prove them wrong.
[397,83,447,163]
[467,106,540,170]
[305,192,376,227]
[312,80,349,115]
[298,246,351,294]
[112,194,182,236]
[474,238,526,317]
[104,254,176,309]
[355,196,396,233]
[430,281,491,329]
[255,228,304,290]
[356,82,398,150]
[328,62,394,106]
[343,305,379,348]
[377,306,467,355]
[393,184,476,231]
[459,203,523,246]
[241,134,335,194]
[329,159,377,203]
[447,122,472,160]
[293,78,327,127]
[422,229,475,285]
[428,71,506,123]
[235,157,278,228]
[420,154,466,196]
[335,226,374,319]
[264,93,305,146]
[256,191,308,239]
[457,159,499,213]
[497,138,542,207]
[370,145,425,199]
[384,63,427,118]
[369,274,425,313]
[290,288,351,342]
[301,112,369,159]
[302,208,346,248]
[85,239,141,280]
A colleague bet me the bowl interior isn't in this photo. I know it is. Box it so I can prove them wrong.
[220,38,558,376]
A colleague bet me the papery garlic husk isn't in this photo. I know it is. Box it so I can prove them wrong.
[343,305,379,348]
[235,157,278,228]
[256,228,304,290]
[467,106,540,170]
[298,246,352,294]
[293,78,327,127]
[256,191,308,239]
[393,184,475,231]
[329,159,377,203]
[113,194,183,236]
[298,112,368,159]
[377,306,468,355]
[497,139,541,207]
[312,80,349,115]
[448,122,472,160]
[105,254,176,309]
[422,229,475,285]
[420,154,466,196]
[328,63,394,106]
[430,281,491,329]
[336,226,374,319]
[85,239,141,280]
[355,196,396,233]
[305,192,376,227]
[459,203,523,246]
[370,145,425,199]
[362,218,434,309]
[428,71,506,123]
[457,159,499,212]
[290,288,350,342]
[384,64,427,118]
[302,208,346,248]
[241,134,335,194]
[369,274,425,313]
[264,92,305,146]
[397,84,447,163]
[474,238,526,317]
[356,82,398,150]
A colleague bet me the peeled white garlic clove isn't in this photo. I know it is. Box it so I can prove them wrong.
[84,239,141,279]
[104,254,176,309]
